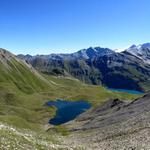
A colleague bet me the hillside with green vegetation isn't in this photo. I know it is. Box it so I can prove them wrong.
[0,49,141,149]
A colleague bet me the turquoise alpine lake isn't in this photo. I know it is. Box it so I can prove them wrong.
[108,88,144,94]
[46,100,91,125]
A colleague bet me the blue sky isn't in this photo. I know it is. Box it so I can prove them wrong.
[0,0,150,55]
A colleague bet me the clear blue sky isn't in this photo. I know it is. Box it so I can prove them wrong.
[0,0,150,55]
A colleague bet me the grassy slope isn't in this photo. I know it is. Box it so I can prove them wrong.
[0,54,56,130]
[43,75,139,106]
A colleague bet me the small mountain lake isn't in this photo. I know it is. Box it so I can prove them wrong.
[108,88,144,94]
[46,100,91,125]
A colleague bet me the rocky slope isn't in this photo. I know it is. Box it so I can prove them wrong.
[65,93,150,149]
[0,122,84,150]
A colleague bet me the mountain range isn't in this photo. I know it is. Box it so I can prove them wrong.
[18,43,150,92]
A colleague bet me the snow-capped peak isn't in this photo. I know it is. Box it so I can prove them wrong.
[129,44,137,49]
[126,43,150,54]
[125,43,150,64]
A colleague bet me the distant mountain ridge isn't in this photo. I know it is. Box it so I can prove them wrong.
[18,46,115,61]
[17,43,150,91]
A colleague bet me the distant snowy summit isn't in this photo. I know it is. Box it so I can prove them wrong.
[71,47,115,59]
[125,43,150,64]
